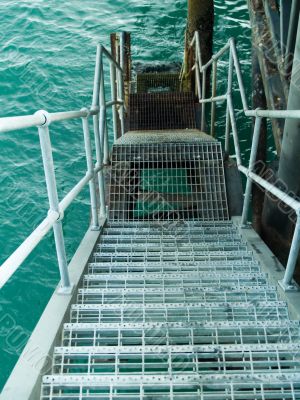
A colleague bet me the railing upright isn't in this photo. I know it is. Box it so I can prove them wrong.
[210,60,217,137]
[201,69,206,131]
[241,116,262,226]
[225,47,234,156]
[37,115,72,294]
[99,55,109,165]
[92,44,107,219]
[81,110,99,230]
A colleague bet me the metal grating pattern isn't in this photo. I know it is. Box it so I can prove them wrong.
[109,143,229,221]
[62,321,300,347]
[129,92,196,130]
[70,302,289,324]
[41,221,300,399]
[42,376,300,399]
[136,73,182,94]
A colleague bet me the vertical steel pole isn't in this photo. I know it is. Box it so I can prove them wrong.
[99,58,109,164]
[110,63,118,142]
[201,69,207,131]
[241,116,262,226]
[92,45,107,219]
[225,48,233,156]
[117,68,125,136]
[280,211,300,290]
[210,60,217,137]
[38,119,71,293]
[81,112,99,229]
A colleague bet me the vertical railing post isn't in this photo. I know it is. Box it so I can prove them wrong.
[279,210,300,291]
[92,45,107,219]
[81,110,99,229]
[225,46,233,156]
[117,68,125,136]
[110,63,118,142]
[99,53,109,165]
[241,115,262,226]
[36,111,72,294]
[201,68,207,131]
[195,32,202,100]
[210,59,217,137]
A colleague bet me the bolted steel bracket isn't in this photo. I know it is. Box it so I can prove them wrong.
[56,284,75,296]
[278,279,299,293]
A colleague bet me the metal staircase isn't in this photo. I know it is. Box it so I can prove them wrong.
[41,221,300,398]
[2,35,300,400]
[40,71,300,399]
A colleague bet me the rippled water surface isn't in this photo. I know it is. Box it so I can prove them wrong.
[0,0,251,388]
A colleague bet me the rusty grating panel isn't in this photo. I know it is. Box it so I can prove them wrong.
[136,73,182,94]
[129,92,196,131]
[108,142,229,221]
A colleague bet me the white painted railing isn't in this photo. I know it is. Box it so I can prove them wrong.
[190,32,300,292]
[0,43,125,292]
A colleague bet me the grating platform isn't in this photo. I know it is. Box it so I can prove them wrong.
[109,142,229,221]
[129,92,196,131]
[136,73,182,94]
[41,221,300,399]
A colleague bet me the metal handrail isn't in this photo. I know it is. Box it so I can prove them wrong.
[0,43,125,292]
[190,32,300,291]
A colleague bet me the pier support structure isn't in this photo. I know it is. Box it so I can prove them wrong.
[184,0,214,96]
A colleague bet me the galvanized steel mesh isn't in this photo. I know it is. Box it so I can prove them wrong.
[129,92,196,130]
[109,142,229,221]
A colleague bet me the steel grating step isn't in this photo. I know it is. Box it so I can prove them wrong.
[83,272,268,289]
[88,261,261,274]
[62,321,300,347]
[102,224,237,235]
[40,216,300,398]
[99,234,243,245]
[91,250,255,264]
[77,287,278,305]
[96,243,247,253]
[52,343,300,376]
[41,375,300,399]
[80,272,271,288]
[70,301,289,324]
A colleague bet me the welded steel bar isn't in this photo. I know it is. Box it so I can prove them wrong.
[227,95,242,166]
[241,117,263,226]
[117,68,125,136]
[201,69,207,131]
[238,166,300,212]
[281,214,300,289]
[81,112,99,229]
[199,95,227,104]
[99,57,109,164]
[0,211,59,288]
[92,45,106,218]
[38,124,71,293]
[229,39,248,112]
[210,60,217,137]
[110,64,119,142]
[201,41,230,71]
[225,48,234,155]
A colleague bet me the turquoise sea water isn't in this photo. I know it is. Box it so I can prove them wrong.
[0,0,252,389]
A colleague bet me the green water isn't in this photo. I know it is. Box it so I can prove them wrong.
[0,0,253,389]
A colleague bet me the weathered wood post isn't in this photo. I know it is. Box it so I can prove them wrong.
[183,0,214,95]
